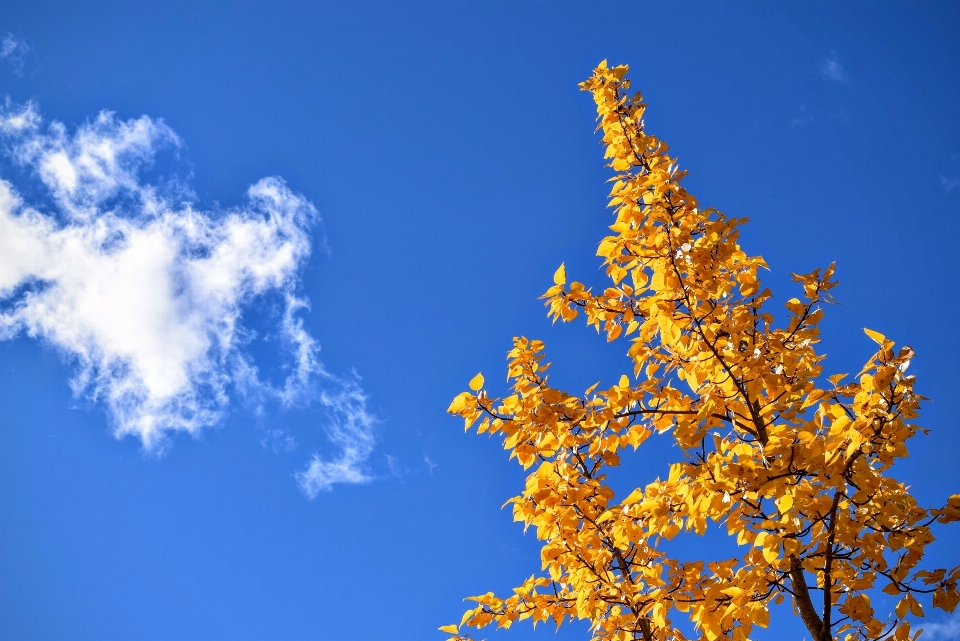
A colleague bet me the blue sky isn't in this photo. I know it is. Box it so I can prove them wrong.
[0,2,958,640]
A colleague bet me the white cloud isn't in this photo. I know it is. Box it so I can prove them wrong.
[0,33,29,75]
[295,375,376,497]
[940,174,959,193]
[820,51,847,83]
[0,102,377,486]
[922,617,960,641]
[791,105,812,128]
[3,104,182,219]
[424,453,437,475]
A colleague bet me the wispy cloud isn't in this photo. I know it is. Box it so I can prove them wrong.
[3,105,184,219]
[0,102,377,487]
[295,375,377,497]
[790,105,850,129]
[0,33,29,75]
[941,174,959,193]
[820,51,847,83]
[792,105,814,127]
[921,617,960,641]
[385,454,405,480]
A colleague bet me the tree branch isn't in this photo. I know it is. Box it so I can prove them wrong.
[788,555,824,641]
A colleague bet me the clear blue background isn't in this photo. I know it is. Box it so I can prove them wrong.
[1,2,958,640]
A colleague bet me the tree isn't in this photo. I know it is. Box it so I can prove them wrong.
[440,62,960,641]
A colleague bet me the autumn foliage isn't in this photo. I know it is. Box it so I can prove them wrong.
[441,62,960,641]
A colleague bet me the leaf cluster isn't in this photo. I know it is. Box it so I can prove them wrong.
[442,62,959,641]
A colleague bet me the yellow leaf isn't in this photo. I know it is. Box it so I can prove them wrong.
[469,373,484,391]
[910,595,924,617]
[754,605,770,628]
[933,587,960,613]
[652,602,667,628]
[618,374,630,388]
[864,327,886,345]
[438,624,459,634]
[553,263,566,285]
[762,543,779,563]
[896,595,910,619]
[777,494,794,513]
[447,393,469,414]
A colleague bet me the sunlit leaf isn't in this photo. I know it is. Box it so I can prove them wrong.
[468,373,484,391]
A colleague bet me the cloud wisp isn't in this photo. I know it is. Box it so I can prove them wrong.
[0,33,29,75]
[0,102,376,489]
[921,617,960,641]
[820,51,848,83]
[295,374,377,497]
